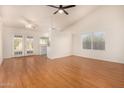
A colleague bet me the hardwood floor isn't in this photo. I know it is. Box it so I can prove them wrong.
[0,55,124,88]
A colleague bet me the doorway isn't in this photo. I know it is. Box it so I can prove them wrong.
[39,37,49,56]
[13,35,49,57]
[13,35,34,57]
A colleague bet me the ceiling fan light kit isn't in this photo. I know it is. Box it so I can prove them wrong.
[58,9,64,14]
[48,5,76,15]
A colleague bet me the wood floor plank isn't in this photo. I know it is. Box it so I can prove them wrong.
[0,55,124,88]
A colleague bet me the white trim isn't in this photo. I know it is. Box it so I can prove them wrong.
[73,53,124,64]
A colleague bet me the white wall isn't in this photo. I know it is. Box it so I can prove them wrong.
[0,19,3,64]
[47,30,72,59]
[68,6,124,63]
[3,26,72,59]
[2,26,47,58]
[3,6,124,63]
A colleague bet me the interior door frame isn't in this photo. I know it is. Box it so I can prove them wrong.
[24,36,34,56]
[12,35,25,57]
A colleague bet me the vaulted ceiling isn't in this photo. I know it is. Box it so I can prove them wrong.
[0,5,100,32]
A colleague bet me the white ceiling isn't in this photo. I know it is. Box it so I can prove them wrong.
[0,5,100,32]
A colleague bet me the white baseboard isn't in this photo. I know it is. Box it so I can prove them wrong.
[73,54,124,64]
[47,54,71,60]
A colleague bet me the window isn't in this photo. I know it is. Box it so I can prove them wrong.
[82,32,105,50]
[14,35,23,56]
[93,32,105,50]
[26,36,34,54]
[82,33,92,49]
[40,37,49,46]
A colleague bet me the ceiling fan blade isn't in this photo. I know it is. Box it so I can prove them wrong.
[53,10,59,14]
[63,5,76,9]
[48,5,59,8]
[63,9,69,15]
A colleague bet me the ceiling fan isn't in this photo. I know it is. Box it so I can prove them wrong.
[48,5,76,15]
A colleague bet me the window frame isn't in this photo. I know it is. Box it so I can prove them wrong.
[82,32,105,51]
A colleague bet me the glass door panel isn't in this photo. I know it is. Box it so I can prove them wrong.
[13,35,24,57]
[25,36,34,55]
